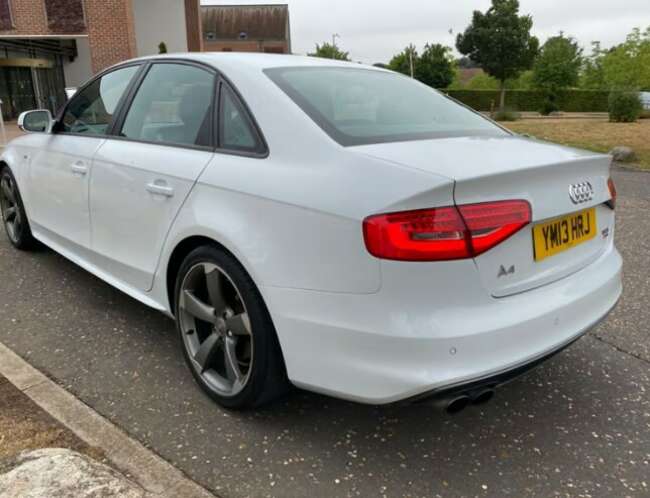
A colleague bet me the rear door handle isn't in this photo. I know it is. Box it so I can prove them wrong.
[146,181,174,198]
[71,161,88,176]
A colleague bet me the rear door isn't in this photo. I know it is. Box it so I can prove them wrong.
[89,61,216,291]
[27,64,141,249]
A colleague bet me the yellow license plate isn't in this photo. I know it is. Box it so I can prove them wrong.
[533,208,597,262]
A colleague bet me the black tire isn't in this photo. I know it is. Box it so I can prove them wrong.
[0,167,38,251]
[174,245,289,410]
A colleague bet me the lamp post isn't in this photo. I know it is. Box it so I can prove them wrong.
[332,33,340,48]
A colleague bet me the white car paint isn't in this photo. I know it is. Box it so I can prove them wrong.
[2,53,622,404]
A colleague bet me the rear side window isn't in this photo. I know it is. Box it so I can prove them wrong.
[120,63,215,147]
[61,65,139,135]
[219,85,264,154]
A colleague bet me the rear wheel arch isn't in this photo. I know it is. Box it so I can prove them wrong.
[167,236,222,315]
[166,235,262,317]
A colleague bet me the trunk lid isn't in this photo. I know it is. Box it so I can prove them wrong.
[353,135,614,297]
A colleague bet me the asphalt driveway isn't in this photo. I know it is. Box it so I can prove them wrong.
[0,166,648,498]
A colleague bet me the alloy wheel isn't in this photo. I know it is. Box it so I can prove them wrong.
[0,174,22,243]
[178,262,253,397]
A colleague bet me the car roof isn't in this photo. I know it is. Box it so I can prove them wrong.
[126,52,384,73]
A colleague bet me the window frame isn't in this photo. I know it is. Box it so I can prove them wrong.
[53,61,146,139]
[215,78,268,158]
[110,59,219,152]
[53,57,269,157]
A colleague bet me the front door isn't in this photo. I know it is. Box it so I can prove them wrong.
[89,62,216,291]
[27,65,141,249]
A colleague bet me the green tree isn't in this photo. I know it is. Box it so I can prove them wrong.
[580,42,607,89]
[533,34,582,114]
[415,44,455,88]
[466,72,500,90]
[456,0,539,110]
[510,70,534,90]
[601,27,650,90]
[533,35,583,90]
[309,42,350,61]
[388,44,418,77]
[463,70,533,90]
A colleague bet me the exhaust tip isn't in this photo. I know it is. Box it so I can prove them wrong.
[471,389,495,406]
[446,395,470,415]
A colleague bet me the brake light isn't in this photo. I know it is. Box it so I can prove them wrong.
[607,178,617,209]
[363,200,531,261]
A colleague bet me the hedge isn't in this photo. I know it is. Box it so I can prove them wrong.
[444,90,610,112]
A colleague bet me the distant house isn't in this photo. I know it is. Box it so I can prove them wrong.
[202,4,291,54]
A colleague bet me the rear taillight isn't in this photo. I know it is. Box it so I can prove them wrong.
[607,178,617,209]
[363,200,531,261]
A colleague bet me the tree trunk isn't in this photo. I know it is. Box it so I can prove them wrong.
[499,80,506,111]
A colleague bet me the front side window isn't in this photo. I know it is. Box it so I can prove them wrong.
[120,63,215,147]
[265,67,507,146]
[61,65,139,135]
[219,85,261,152]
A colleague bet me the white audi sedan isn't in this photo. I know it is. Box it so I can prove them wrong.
[0,54,622,412]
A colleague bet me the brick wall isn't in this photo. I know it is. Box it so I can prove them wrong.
[184,0,202,52]
[84,0,137,73]
[0,0,52,35]
[0,0,195,73]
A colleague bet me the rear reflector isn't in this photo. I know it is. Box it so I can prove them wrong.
[363,200,531,261]
[607,178,617,209]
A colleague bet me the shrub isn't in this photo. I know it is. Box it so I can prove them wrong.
[608,92,643,122]
[492,109,521,122]
[539,96,560,116]
[446,90,610,112]
[639,110,650,119]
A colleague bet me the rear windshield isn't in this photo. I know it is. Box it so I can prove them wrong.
[265,66,508,146]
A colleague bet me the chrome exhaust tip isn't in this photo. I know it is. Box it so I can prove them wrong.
[470,389,495,406]
[445,395,471,415]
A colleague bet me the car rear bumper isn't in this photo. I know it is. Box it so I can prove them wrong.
[263,244,623,405]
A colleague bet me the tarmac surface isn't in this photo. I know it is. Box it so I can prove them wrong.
[0,166,648,498]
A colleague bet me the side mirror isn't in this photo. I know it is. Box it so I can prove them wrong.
[17,110,53,133]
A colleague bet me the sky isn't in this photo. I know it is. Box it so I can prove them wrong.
[201,0,650,64]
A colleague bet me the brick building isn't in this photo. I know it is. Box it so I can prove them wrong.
[202,4,291,54]
[0,0,202,119]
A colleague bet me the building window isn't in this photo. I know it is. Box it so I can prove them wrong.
[0,0,13,30]
[44,0,86,33]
